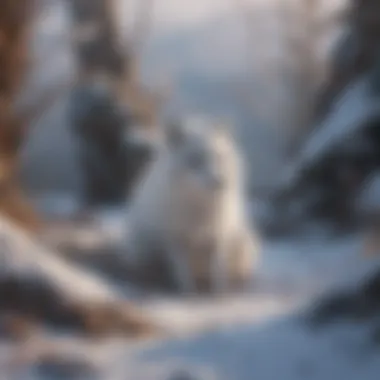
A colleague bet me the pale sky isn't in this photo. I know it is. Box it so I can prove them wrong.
[121,0,234,34]
[152,0,233,28]
[123,0,347,33]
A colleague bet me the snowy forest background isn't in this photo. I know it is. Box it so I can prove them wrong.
[2,0,380,379]
[21,0,343,196]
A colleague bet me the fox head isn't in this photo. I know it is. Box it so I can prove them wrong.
[164,116,241,193]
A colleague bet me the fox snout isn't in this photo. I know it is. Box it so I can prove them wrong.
[208,173,226,191]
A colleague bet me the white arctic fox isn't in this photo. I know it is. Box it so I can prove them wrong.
[123,117,259,294]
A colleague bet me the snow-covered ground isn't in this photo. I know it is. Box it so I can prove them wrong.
[113,316,380,380]
[3,316,380,380]
[36,194,376,323]
[2,194,380,379]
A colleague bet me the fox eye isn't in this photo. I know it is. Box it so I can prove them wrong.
[187,152,205,170]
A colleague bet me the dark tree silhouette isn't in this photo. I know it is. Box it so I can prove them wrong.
[314,0,380,123]
[65,0,157,207]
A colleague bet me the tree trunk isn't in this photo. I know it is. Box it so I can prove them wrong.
[313,0,380,123]
[0,0,41,232]
[0,215,160,339]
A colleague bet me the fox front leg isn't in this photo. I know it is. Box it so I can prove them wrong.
[210,238,230,294]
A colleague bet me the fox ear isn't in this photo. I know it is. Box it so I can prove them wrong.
[166,120,185,147]
[214,122,226,132]
[213,116,231,133]
[212,121,230,139]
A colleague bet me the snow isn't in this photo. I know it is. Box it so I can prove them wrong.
[116,316,380,380]
[0,215,121,303]
[4,314,380,380]
[3,195,380,379]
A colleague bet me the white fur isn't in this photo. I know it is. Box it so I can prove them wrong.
[123,117,259,294]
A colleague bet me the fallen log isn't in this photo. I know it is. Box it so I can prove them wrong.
[0,216,161,339]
